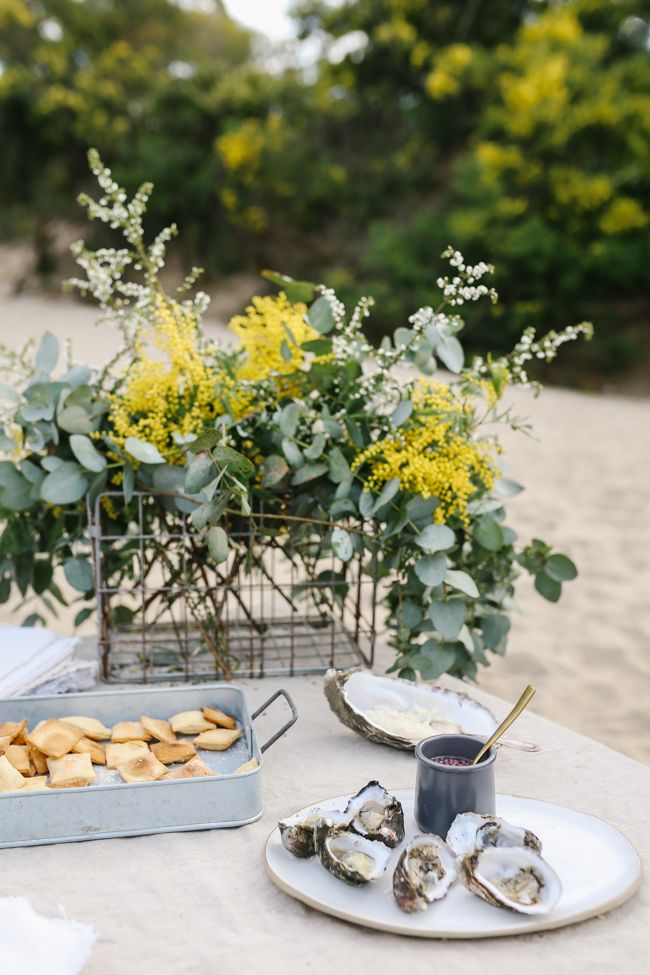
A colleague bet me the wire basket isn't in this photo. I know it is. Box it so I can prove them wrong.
[88,491,378,683]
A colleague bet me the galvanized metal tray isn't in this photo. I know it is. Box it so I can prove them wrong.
[0,683,297,848]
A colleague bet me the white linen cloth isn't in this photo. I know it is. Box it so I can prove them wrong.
[0,625,80,696]
[0,897,96,975]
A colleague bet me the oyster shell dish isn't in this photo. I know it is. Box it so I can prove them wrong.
[324,668,497,751]
[278,789,562,917]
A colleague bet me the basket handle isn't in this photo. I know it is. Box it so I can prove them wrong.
[251,688,298,753]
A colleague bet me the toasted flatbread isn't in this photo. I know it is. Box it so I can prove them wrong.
[26,719,83,759]
[20,775,49,792]
[60,716,112,741]
[0,754,26,793]
[47,753,96,789]
[235,757,259,774]
[27,744,48,775]
[72,737,106,765]
[4,744,33,776]
[111,721,152,743]
[150,741,197,765]
[201,706,237,730]
[140,715,177,743]
[193,728,243,751]
[117,753,168,784]
[169,711,215,735]
[163,756,215,779]
[0,735,12,756]
[0,720,28,744]
[105,741,149,769]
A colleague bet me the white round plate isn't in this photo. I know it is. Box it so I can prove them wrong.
[265,791,641,938]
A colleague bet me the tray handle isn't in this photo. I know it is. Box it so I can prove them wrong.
[251,688,298,753]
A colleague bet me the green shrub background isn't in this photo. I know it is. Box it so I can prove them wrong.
[1,0,648,378]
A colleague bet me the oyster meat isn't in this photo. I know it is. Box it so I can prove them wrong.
[447,812,542,858]
[393,835,457,913]
[315,820,392,886]
[345,781,405,848]
[458,846,562,915]
[324,668,496,751]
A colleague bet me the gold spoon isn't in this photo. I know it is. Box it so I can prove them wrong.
[472,684,536,765]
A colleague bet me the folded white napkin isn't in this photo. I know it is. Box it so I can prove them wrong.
[0,897,97,975]
[0,625,79,696]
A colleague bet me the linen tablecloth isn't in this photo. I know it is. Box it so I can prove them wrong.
[0,663,647,975]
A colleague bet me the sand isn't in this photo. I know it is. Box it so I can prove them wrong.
[0,293,649,764]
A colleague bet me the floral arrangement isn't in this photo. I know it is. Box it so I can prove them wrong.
[0,151,593,681]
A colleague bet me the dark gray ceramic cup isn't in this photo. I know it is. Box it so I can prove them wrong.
[414,734,496,837]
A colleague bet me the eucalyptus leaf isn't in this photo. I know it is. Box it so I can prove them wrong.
[41,462,88,504]
[474,516,504,551]
[291,462,328,485]
[535,571,562,602]
[495,477,524,497]
[262,455,289,487]
[307,295,335,334]
[63,557,94,593]
[328,447,350,483]
[390,400,413,427]
[185,453,216,494]
[436,335,464,373]
[372,477,400,514]
[123,460,135,504]
[69,434,107,473]
[417,640,457,679]
[304,434,326,460]
[206,525,229,564]
[41,456,63,473]
[414,553,447,587]
[416,523,455,553]
[359,491,375,517]
[545,553,577,582]
[282,437,303,468]
[0,383,19,404]
[331,528,354,562]
[124,437,166,465]
[445,569,479,598]
[60,364,92,388]
[35,331,59,376]
[481,614,511,650]
[429,599,466,639]
[279,403,300,438]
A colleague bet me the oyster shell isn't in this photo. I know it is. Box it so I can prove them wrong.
[278,808,326,858]
[315,821,392,886]
[458,846,561,915]
[393,835,458,913]
[447,812,542,858]
[345,781,405,848]
[324,668,496,751]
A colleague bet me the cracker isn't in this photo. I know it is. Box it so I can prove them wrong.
[111,721,152,743]
[163,756,215,779]
[235,757,259,774]
[140,715,176,743]
[202,706,237,730]
[27,719,83,759]
[105,741,149,769]
[47,753,96,789]
[117,753,168,784]
[4,744,33,776]
[193,728,243,751]
[0,720,27,744]
[61,716,112,741]
[0,735,12,756]
[150,741,196,765]
[27,744,49,775]
[20,775,49,792]
[0,754,26,793]
[169,711,215,735]
[72,737,106,765]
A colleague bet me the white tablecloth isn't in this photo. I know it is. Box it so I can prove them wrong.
[1,663,648,974]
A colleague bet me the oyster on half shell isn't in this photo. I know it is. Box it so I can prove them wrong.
[345,781,405,848]
[279,808,348,858]
[315,820,392,886]
[447,812,542,858]
[393,835,458,913]
[324,668,496,751]
[458,846,562,915]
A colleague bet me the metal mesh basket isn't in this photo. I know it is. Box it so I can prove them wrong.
[89,492,378,683]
